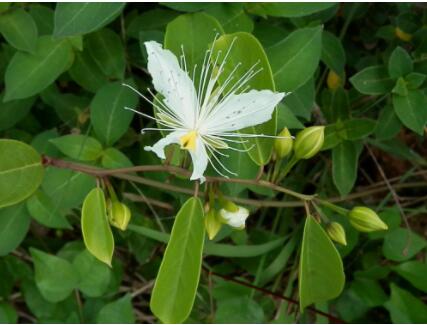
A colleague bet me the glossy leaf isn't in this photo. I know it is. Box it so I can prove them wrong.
[53,3,125,37]
[0,139,44,208]
[0,204,31,256]
[30,248,78,302]
[269,26,323,92]
[4,36,73,101]
[350,66,394,95]
[299,216,345,310]
[50,135,103,161]
[81,188,115,266]
[90,81,139,146]
[150,197,205,324]
[0,8,38,52]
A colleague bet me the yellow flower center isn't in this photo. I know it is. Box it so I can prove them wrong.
[180,130,197,151]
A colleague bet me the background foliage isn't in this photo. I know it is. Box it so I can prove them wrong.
[0,2,426,324]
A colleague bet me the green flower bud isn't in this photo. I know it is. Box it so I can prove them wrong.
[294,126,325,160]
[326,222,347,246]
[205,209,222,240]
[348,207,388,232]
[108,201,131,231]
[274,127,293,158]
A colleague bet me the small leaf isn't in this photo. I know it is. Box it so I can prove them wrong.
[4,36,73,101]
[320,87,350,122]
[215,297,265,323]
[375,105,401,140]
[393,89,427,135]
[50,135,103,161]
[0,8,38,52]
[53,3,125,37]
[383,228,427,262]
[150,197,205,324]
[332,141,360,196]
[101,148,133,169]
[81,188,114,266]
[96,294,135,324]
[0,204,31,256]
[269,25,323,92]
[0,94,35,131]
[393,261,427,293]
[321,31,345,74]
[299,216,345,310]
[69,51,108,93]
[388,46,413,79]
[30,248,79,302]
[90,81,139,146]
[340,118,376,140]
[350,66,394,95]
[0,139,44,208]
[72,249,112,297]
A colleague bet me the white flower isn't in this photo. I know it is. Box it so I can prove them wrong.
[124,38,287,182]
[219,206,250,229]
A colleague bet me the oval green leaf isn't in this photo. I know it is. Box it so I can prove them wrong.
[0,203,31,256]
[0,139,44,208]
[349,65,394,95]
[150,197,205,324]
[81,188,114,266]
[393,90,427,135]
[299,216,345,310]
[50,134,103,161]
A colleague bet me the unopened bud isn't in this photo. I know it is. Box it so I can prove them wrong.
[108,201,131,231]
[326,222,347,246]
[205,209,222,240]
[348,207,388,232]
[274,128,293,158]
[294,126,325,160]
[395,27,412,42]
[327,70,342,90]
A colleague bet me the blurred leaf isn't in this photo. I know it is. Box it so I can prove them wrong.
[53,3,125,37]
[150,197,205,324]
[251,3,336,17]
[374,105,401,140]
[350,278,387,307]
[299,216,344,310]
[0,303,17,324]
[332,141,360,196]
[215,296,265,323]
[73,250,112,297]
[393,89,427,135]
[4,36,73,101]
[206,3,253,33]
[50,135,103,162]
[30,248,78,303]
[393,261,427,293]
[384,283,427,323]
[340,118,376,140]
[383,228,427,262]
[0,139,44,208]
[81,188,114,266]
[29,5,54,35]
[269,26,323,92]
[388,46,413,79]
[350,66,394,95]
[90,81,139,146]
[321,87,350,122]
[0,8,38,52]
[321,31,345,74]
[0,94,35,131]
[96,294,135,324]
[0,204,30,256]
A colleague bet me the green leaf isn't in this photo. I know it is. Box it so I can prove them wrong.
[72,249,112,297]
[68,51,108,93]
[393,90,427,135]
[253,3,336,17]
[350,66,394,95]
[206,3,253,33]
[0,139,44,208]
[340,118,376,140]
[26,190,72,229]
[101,148,133,169]
[50,135,103,161]
[53,3,125,37]
[384,283,427,323]
[388,46,413,79]
[215,297,265,323]
[4,36,73,101]
[332,141,360,196]
[321,30,345,74]
[81,188,114,266]
[284,78,315,120]
[213,32,277,165]
[30,248,79,302]
[269,26,323,92]
[350,278,387,307]
[29,5,54,35]
[96,294,135,324]
[320,87,350,122]
[150,197,205,324]
[393,261,427,293]
[0,204,30,256]
[375,105,402,140]
[0,303,17,324]
[299,216,345,310]
[405,72,426,89]
[383,228,427,262]
[0,8,38,53]
[0,94,35,131]
[91,81,139,146]
[86,28,125,80]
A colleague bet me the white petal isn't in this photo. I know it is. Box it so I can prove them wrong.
[219,207,249,229]
[145,41,198,129]
[189,137,208,182]
[144,130,185,160]
[201,89,285,134]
